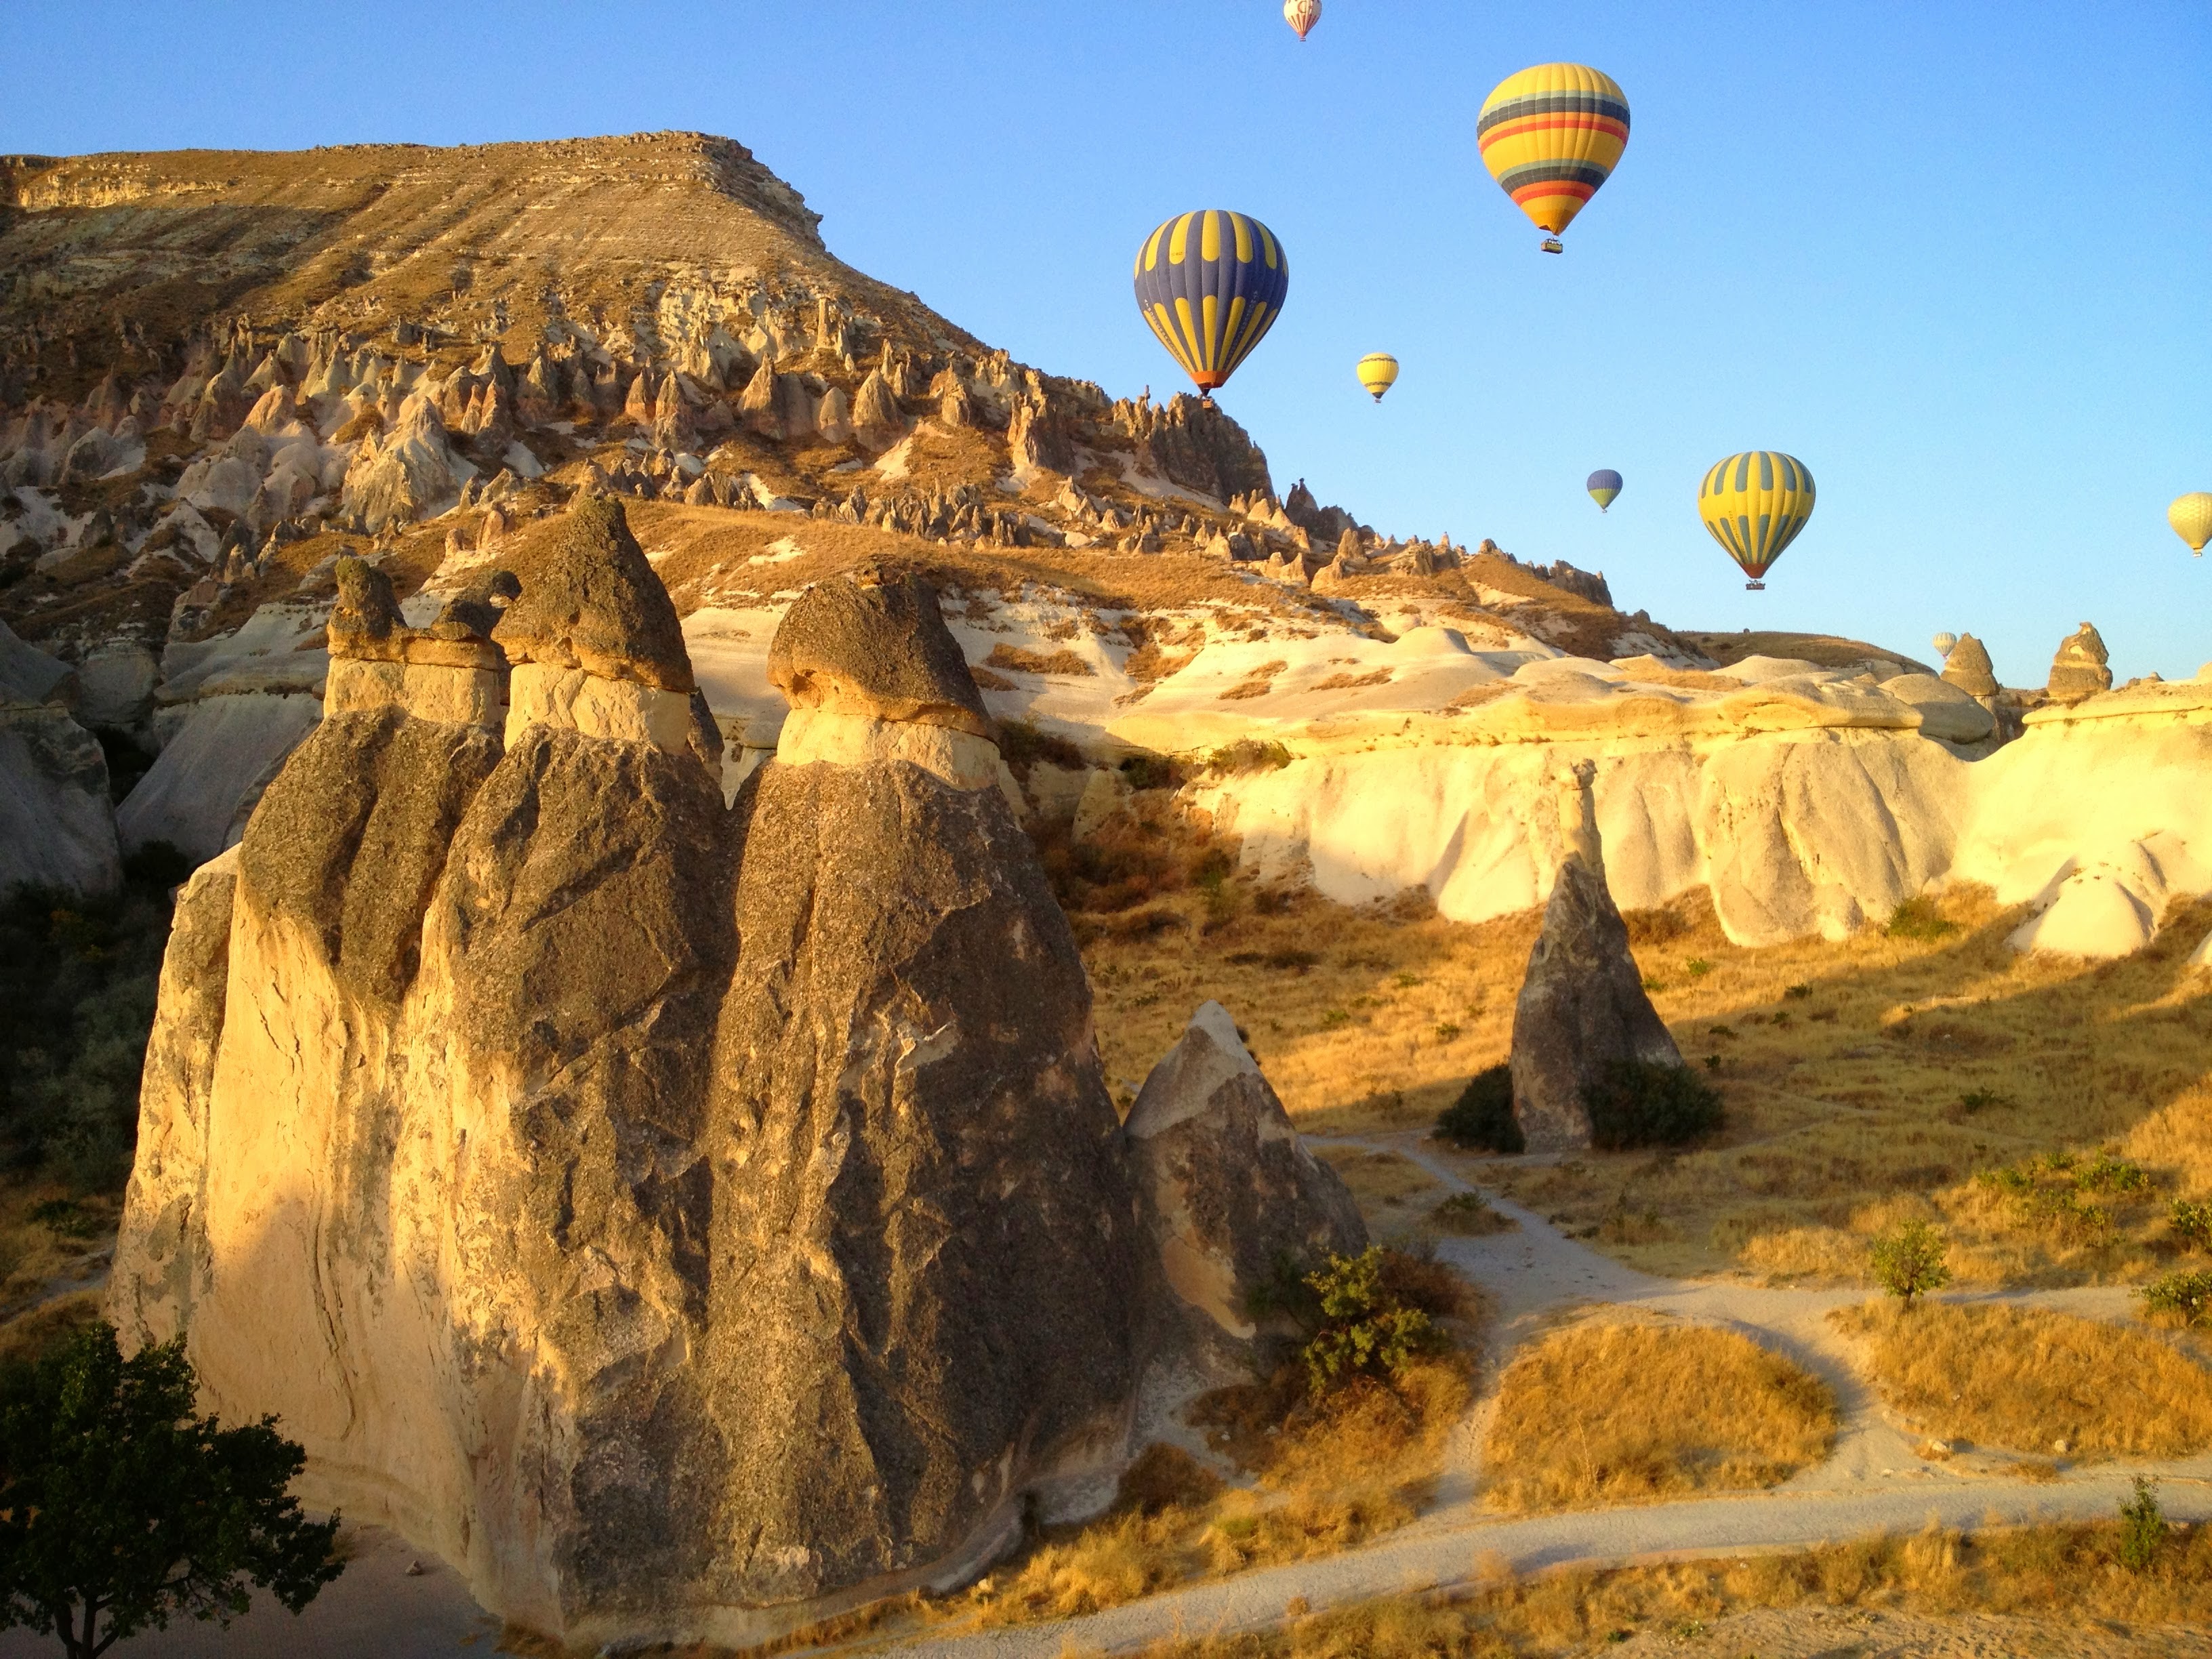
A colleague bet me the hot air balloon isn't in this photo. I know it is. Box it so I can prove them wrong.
[1284,0,1322,41]
[1132,210,1289,405]
[1356,353,1399,402]
[1586,469,1622,512]
[1697,451,1816,590]
[1477,64,1630,253]
[2171,491,2212,556]
[1932,632,1960,658]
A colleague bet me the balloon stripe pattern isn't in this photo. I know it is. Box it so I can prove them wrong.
[1284,0,1322,41]
[1478,64,1630,238]
[1357,352,1399,401]
[1134,211,1288,395]
[1698,451,1816,579]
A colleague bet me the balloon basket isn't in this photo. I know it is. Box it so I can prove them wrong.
[1540,238,1564,255]
[1745,580,1765,591]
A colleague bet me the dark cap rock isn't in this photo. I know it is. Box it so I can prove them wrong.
[768,564,991,737]
[329,555,405,661]
[492,495,695,693]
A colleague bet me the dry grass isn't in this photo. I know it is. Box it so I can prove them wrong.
[1832,1298,2212,1458]
[1311,1149,1447,1246]
[1084,859,2212,1290]
[1127,1516,2212,1657]
[1481,1317,1837,1512]
[986,642,1094,676]
[964,1359,1471,1631]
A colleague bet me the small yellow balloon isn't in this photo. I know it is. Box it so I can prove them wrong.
[1355,352,1399,402]
[2169,491,2212,556]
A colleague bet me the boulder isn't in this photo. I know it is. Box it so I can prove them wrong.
[493,495,695,691]
[1124,1001,1366,1357]
[1509,763,1685,1151]
[2046,621,2113,703]
[1879,672,1996,743]
[0,701,120,895]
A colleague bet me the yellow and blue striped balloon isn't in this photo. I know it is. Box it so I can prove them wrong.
[1133,210,1288,399]
[1698,451,1816,587]
[1477,64,1630,247]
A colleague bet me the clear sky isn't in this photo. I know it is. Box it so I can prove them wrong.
[5,1,2208,682]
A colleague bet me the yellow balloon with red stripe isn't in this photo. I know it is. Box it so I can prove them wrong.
[1477,64,1630,247]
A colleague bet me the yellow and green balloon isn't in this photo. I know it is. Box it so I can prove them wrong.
[1698,451,1816,589]
[2170,492,2212,556]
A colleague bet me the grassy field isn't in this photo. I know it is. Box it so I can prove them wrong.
[1077,827,2212,1292]
[1833,1299,2212,1459]
[1481,1317,1837,1513]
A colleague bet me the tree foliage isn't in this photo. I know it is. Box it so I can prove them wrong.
[0,1324,344,1657]
[1868,1219,1952,1308]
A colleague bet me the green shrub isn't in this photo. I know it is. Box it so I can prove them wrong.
[2119,1476,2167,1572]
[1435,1065,1522,1154]
[1581,1060,1722,1149]
[1685,958,1714,977]
[1885,897,1957,940]
[2140,1270,2212,1328]
[0,858,180,1191]
[992,719,1085,772]
[2168,1198,2212,1252]
[1118,754,1177,791]
[1430,1191,1513,1237]
[1298,1247,1442,1394]
[1868,1219,1951,1307]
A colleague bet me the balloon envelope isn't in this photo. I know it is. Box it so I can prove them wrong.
[1356,352,1399,401]
[1586,468,1622,511]
[1698,451,1816,581]
[1132,210,1289,396]
[2170,491,2212,555]
[1284,0,1322,41]
[1478,64,1630,242]
[1932,632,1960,657]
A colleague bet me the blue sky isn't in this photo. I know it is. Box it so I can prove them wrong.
[5,1,2208,682]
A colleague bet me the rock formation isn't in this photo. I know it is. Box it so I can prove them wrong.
[1124,1002,1366,1365]
[109,510,1378,1647]
[1509,762,1685,1152]
[2046,621,2113,703]
[1940,632,1999,698]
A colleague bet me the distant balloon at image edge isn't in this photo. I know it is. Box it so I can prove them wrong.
[2170,491,2212,555]
[1284,0,1322,41]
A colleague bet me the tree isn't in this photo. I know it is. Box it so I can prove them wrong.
[1868,1219,1951,1309]
[0,1324,344,1657]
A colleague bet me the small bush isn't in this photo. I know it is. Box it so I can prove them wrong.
[2167,1198,2212,1252]
[1685,958,1714,977]
[2119,1477,2167,1572]
[1955,1088,2011,1115]
[2141,1270,2212,1328]
[1435,1065,1521,1154]
[1300,1248,1443,1393]
[27,1198,104,1242]
[1784,983,1813,1000]
[1206,739,1292,775]
[1868,1220,1951,1307]
[1582,1060,1722,1150]
[994,718,1085,772]
[1118,754,1177,791]
[1430,1191,1514,1237]
[1885,896,1957,940]
[1432,1021,1461,1043]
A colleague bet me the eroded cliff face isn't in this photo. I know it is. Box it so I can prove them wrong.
[108,502,1169,1647]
